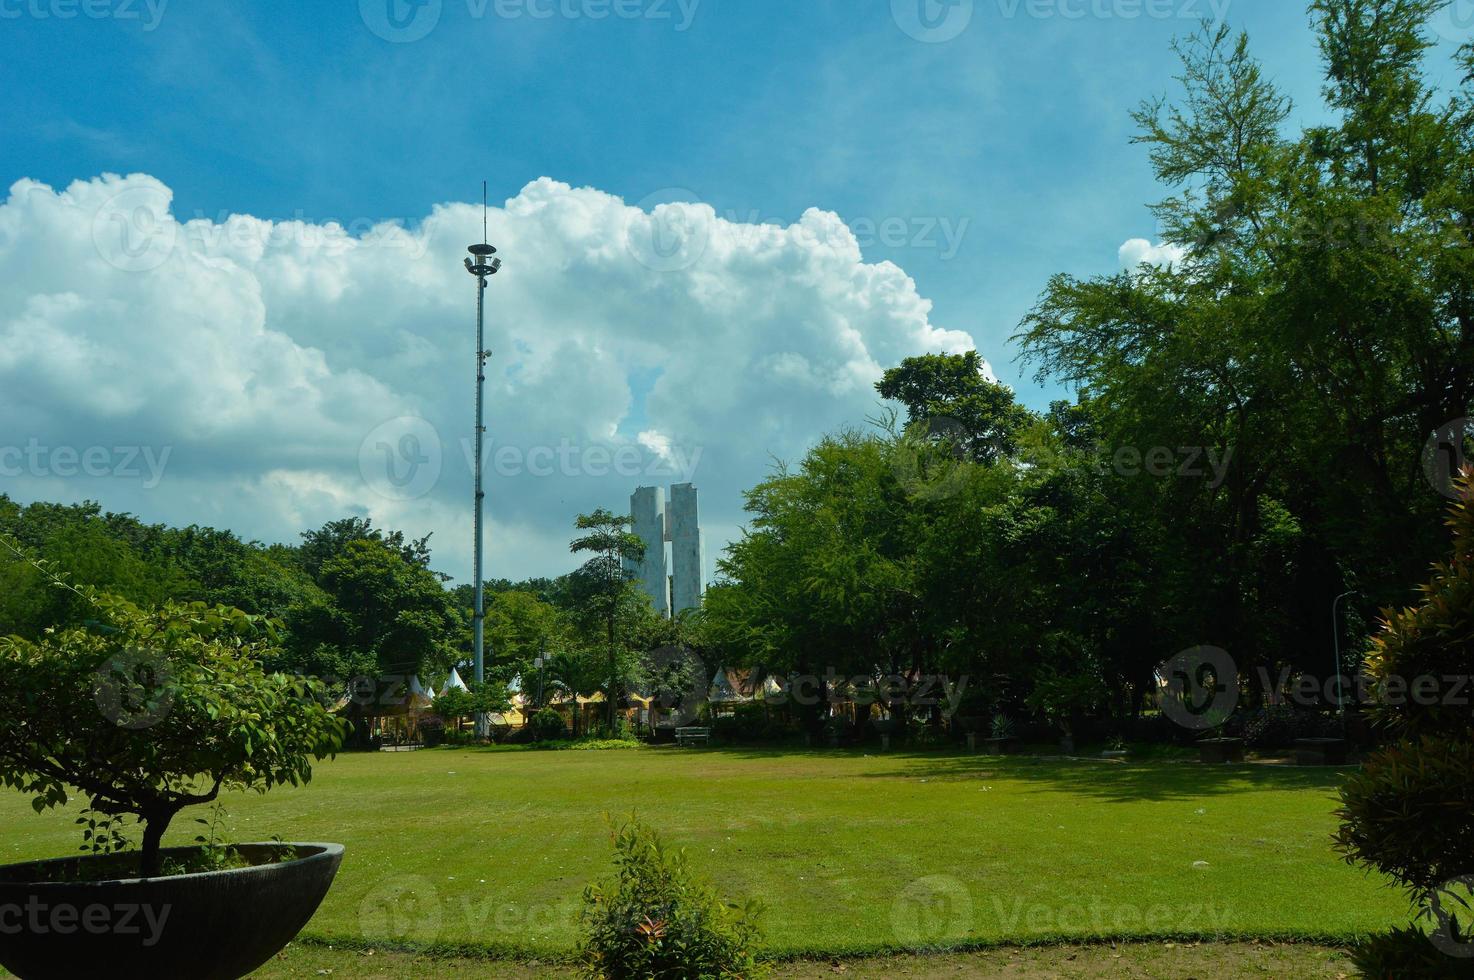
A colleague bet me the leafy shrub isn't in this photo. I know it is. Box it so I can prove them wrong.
[710,715,743,742]
[529,707,569,742]
[907,715,941,747]
[0,591,345,877]
[565,739,642,752]
[989,713,1016,739]
[1239,704,1341,749]
[591,717,633,741]
[580,816,765,979]
[419,717,445,747]
[1336,471,1474,967]
[713,704,771,743]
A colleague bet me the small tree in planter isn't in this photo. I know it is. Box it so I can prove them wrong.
[1335,471,1474,972]
[0,590,346,876]
[0,586,350,978]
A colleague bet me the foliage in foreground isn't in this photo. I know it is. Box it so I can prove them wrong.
[580,816,766,979]
[0,589,345,877]
[1337,472,1474,969]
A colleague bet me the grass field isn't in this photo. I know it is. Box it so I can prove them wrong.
[0,746,1407,960]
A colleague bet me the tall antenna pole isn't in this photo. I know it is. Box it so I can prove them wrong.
[465,183,501,739]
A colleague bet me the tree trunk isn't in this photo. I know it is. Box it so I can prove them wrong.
[139,808,177,879]
[606,616,617,731]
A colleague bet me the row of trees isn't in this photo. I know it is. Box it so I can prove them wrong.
[0,496,708,738]
[704,1,1474,737]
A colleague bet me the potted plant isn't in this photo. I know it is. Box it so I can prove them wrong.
[0,590,347,979]
[980,713,1020,755]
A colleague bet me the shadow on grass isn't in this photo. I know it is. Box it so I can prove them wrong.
[628,744,1352,803]
[860,753,1350,802]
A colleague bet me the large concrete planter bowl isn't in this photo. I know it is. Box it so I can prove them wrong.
[1294,737,1349,766]
[0,842,342,980]
[1198,737,1245,764]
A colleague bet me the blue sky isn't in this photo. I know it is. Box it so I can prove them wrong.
[3,0,1349,396]
[3,0,1471,581]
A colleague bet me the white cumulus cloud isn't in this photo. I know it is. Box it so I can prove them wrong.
[0,173,981,582]
[1118,237,1187,271]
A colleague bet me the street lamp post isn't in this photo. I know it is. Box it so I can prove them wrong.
[1332,589,1357,733]
[534,650,547,710]
[465,183,502,738]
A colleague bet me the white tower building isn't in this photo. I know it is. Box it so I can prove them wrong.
[668,482,706,616]
[626,483,705,617]
[626,485,670,617]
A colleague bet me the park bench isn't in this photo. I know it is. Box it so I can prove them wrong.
[675,726,710,747]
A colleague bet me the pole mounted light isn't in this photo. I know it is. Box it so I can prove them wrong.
[1332,589,1357,734]
[466,182,501,738]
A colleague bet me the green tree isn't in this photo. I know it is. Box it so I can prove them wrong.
[1015,2,1474,688]
[876,351,1037,465]
[705,430,932,732]
[545,648,606,738]
[486,589,569,683]
[302,539,457,681]
[0,592,344,877]
[569,509,647,728]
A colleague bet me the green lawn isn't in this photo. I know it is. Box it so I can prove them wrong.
[0,746,1408,959]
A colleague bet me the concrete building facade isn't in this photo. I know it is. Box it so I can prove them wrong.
[627,485,670,618]
[625,482,706,617]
